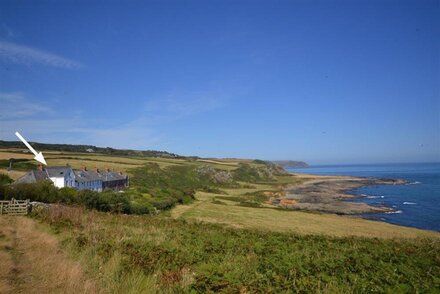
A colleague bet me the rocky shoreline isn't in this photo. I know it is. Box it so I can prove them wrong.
[276,174,408,215]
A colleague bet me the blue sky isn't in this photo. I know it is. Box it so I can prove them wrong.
[0,0,439,164]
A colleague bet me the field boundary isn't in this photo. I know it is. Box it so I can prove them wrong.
[0,199,29,215]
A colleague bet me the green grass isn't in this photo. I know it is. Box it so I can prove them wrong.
[177,200,439,239]
[34,205,440,293]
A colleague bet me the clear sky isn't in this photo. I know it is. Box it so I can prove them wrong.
[0,0,439,164]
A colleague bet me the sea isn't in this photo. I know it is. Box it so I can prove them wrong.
[287,163,440,232]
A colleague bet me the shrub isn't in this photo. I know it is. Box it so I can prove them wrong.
[0,173,13,197]
[3,181,60,202]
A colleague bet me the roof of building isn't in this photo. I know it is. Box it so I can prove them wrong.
[73,170,102,182]
[13,170,49,185]
[45,166,73,178]
[99,171,128,182]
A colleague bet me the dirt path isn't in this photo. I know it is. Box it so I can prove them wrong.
[0,216,100,294]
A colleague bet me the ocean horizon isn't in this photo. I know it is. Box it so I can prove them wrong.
[288,162,440,232]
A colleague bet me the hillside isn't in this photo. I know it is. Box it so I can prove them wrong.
[0,148,439,293]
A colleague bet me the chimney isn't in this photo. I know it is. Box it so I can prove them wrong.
[119,171,123,175]
[96,167,100,173]
[107,168,110,172]
[38,164,43,171]
[83,166,87,171]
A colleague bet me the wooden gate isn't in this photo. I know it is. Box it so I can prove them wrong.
[0,199,30,215]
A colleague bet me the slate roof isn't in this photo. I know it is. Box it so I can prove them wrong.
[99,171,128,182]
[46,166,72,178]
[13,170,49,184]
[73,170,102,183]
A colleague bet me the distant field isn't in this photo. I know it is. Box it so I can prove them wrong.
[0,149,257,175]
[0,151,33,160]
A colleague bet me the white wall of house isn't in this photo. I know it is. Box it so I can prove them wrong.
[50,177,65,188]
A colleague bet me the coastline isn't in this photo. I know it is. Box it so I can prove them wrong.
[279,173,408,215]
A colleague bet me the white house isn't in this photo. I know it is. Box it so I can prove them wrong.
[45,166,76,188]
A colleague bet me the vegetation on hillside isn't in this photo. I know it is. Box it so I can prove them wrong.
[233,162,288,182]
[32,205,440,293]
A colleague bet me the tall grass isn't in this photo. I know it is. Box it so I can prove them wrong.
[34,205,440,293]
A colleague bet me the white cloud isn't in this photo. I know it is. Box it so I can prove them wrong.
[0,41,83,69]
[0,92,52,120]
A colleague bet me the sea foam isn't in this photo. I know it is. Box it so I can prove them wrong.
[385,210,403,214]
[365,195,385,199]
[406,181,421,185]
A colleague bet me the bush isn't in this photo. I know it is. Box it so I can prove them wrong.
[0,173,13,185]
[58,187,77,204]
[0,173,13,197]
[3,181,60,202]
[3,181,137,215]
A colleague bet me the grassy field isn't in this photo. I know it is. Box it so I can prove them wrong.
[171,188,439,239]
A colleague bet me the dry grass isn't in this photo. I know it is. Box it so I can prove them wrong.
[0,216,101,294]
[0,151,33,160]
[0,223,15,294]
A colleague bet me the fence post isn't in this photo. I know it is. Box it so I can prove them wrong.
[0,203,3,215]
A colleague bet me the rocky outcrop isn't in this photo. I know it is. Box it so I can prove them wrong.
[196,165,233,184]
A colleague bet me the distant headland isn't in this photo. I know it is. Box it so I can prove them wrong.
[271,160,309,168]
